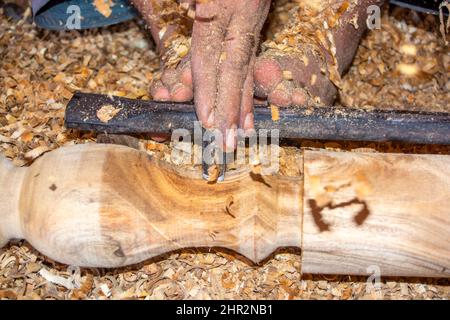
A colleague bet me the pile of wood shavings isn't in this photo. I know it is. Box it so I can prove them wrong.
[150,0,192,69]
[339,6,450,112]
[1,242,449,300]
[0,13,158,165]
[1,6,449,300]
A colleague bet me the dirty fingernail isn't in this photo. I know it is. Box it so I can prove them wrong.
[206,111,215,128]
[243,113,254,132]
[225,126,237,152]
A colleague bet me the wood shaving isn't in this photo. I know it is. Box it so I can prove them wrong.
[224,195,236,219]
[270,104,280,121]
[439,1,450,45]
[396,63,420,77]
[24,145,50,160]
[187,9,196,20]
[400,44,417,56]
[207,164,220,183]
[94,0,113,18]
[96,104,122,123]
[339,5,450,112]
[38,267,80,290]
[282,70,293,80]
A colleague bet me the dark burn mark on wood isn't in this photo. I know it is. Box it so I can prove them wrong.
[249,172,272,188]
[225,196,236,218]
[308,200,331,232]
[49,184,57,191]
[209,231,218,241]
[353,201,370,225]
[308,198,370,232]
[113,246,125,258]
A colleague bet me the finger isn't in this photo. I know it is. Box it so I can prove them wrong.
[178,57,193,87]
[216,1,271,149]
[161,58,193,102]
[150,80,171,101]
[240,0,269,132]
[215,12,256,150]
[239,54,256,132]
[191,2,225,128]
[268,80,293,107]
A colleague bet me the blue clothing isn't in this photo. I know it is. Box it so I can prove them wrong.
[32,0,137,30]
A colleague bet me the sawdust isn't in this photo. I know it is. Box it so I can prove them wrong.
[150,0,192,69]
[0,4,449,300]
[1,242,448,300]
[339,5,450,112]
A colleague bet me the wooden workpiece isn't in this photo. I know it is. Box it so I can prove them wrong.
[0,143,449,278]
[0,144,303,267]
[302,151,450,278]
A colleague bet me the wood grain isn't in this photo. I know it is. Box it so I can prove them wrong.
[302,150,450,278]
[0,155,25,247]
[1,144,450,277]
[6,144,303,267]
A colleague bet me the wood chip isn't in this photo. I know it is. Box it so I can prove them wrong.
[283,70,293,80]
[24,146,51,160]
[207,164,220,183]
[270,104,280,121]
[0,134,13,144]
[38,268,78,290]
[187,9,196,20]
[96,104,122,123]
[396,63,420,77]
[94,0,113,18]
[400,44,417,56]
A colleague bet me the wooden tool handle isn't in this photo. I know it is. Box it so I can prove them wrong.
[0,144,302,267]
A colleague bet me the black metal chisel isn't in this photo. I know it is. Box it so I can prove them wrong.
[65,92,450,145]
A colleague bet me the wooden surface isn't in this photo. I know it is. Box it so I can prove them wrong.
[0,155,25,248]
[302,150,450,278]
[3,143,303,267]
[1,144,450,277]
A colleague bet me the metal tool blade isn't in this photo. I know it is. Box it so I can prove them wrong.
[201,128,226,182]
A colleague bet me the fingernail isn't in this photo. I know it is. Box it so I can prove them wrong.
[225,126,237,152]
[243,113,254,133]
[206,112,215,128]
